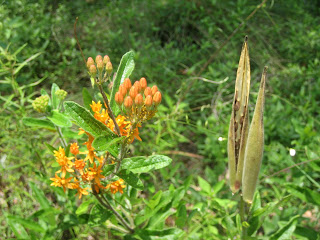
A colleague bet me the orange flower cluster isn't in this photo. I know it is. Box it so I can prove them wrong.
[115,78,162,125]
[50,143,125,199]
[90,100,141,142]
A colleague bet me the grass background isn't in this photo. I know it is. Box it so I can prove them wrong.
[1,0,320,239]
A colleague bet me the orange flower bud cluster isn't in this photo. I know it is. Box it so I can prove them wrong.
[115,77,162,124]
[86,55,113,82]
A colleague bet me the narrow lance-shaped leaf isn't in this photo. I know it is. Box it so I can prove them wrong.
[110,51,135,115]
[228,36,251,193]
[51,83,60,109]
[242,67,267,203]
[64,101,116,138]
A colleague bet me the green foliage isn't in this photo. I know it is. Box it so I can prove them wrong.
[1,0,320,239]
[64,101,116,138]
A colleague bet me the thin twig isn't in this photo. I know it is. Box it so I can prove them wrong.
[97,83,121,136]
[262,158,319,180]
[74,17,86,65]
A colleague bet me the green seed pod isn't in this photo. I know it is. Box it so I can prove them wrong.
[242,67,267,203]
[228,36,251,193]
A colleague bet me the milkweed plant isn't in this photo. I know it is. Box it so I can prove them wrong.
[24,35,274,239]
[25,48,188,237]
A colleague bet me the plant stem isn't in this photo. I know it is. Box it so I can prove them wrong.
[97,83,121,136]
[93,190,134,233]
[239,196,248,240]
[103,143,126,181]
[55,125,67,148]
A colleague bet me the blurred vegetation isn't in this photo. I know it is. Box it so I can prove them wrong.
[1,0,320,239]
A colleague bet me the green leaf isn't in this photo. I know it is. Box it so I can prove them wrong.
[14,52,42,75]
[286,184,320,205]
[47,110,72,127]
[116,170,144,189]
[172,187,186,208]
[41,88,49,97]
[212,180,225,194]
[294,226,319,240]
[198,176,211,194]
[135,228,184,240]
[51,83,60,109]
[135,190,173,226]
[88,204,112,227]
[5,213,29,239]
[176,205,187,228]
[6,215,45,233]
[45,143,57,153]
[270,215,299,240]
[147,205,174,229]
[29,182,50,209]
[110,51,135,115]
[22,117,55,130]
[92,135,124,157]
[121,155,172,173]
[148,191,163,209]
[82,88,93,110]
[64,101,116,138]
[76,199,94,215]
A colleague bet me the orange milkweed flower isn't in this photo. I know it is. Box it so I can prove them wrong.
[54,147,74,178]
[50,174,73,192]
[88,163,105,187]
[94,109,109,123]
[74,159,86,175]
[90,100,102,113]
[70,142,79,155]
[106,179,126,194]
[76,186,89,199]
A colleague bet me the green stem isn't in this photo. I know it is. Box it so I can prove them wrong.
[93,190,134,233]
[55,125,67,148]
[239,196,248,240]
[96,82,121,136]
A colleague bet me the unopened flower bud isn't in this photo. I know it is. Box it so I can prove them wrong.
[119,84,127,97]
[144,87,152,97]
[140,77,147,90]
[95,55,102,63]
[145,95,153,108]
[86,57,94,68]
[89,65,97,77]
[97,60,104,71]
[55,89,68,100]
[135,94,143,106]
[151,85,158,96]
[103,55,110,64]
[32,95,49,113]
[124,96,133,109]
[123,78,132,90]
[153,91,162,106]
[129,86,138,99]
[134,81,141,92]
[106,61,113,74]
[115,92,124,105]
